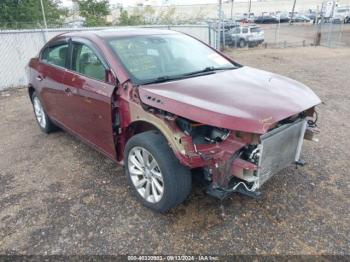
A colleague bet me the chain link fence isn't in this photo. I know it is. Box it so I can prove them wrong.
[0,25,217,90]
[1,1,350,90]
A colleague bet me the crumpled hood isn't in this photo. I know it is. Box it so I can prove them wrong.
[138,66,321,134]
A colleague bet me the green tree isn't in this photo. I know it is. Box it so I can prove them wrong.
[158,6,177,25]
[118,8,144,26]
[0,0,66,29]
[74,0,110,27]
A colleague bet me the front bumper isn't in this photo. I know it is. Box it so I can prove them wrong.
[248,39,264,46]
[207,119,309,199]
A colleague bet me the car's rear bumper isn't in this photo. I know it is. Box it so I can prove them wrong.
[248,39,264,45]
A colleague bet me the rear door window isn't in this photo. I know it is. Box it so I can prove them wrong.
[41,44,69,68]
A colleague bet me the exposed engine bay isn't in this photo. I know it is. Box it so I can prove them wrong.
[173,112,319,199]
[141,102,319,200]
[175,117,231,144]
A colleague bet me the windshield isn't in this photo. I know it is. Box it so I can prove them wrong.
[107,34,236,84]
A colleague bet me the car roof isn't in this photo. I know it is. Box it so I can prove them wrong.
[61,28,180,39]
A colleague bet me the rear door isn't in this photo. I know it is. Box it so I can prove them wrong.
[61,39,117,159]
[37,41,70,123]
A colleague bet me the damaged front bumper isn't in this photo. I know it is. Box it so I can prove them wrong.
[189,118,319,200]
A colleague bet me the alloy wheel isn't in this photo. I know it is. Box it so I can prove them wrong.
[33,97,46,128]
[128,147,164,203]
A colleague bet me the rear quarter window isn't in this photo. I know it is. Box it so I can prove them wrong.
[250,27,261,33]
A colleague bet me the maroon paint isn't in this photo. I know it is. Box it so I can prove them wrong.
[28,29,321,179]
[139,66,321,134]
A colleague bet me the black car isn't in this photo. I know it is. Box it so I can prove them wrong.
[254,16,278,24]
[278,15,290,23]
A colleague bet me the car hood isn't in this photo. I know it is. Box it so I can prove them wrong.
[138,66,321,134]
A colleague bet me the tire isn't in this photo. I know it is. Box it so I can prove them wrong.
[124,130,192,213]
[31,92,57,133]
[239,39,247,48]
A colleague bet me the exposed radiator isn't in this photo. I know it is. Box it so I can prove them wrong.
[256,119,307,188]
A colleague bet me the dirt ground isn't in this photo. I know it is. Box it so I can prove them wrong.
[0,46,349,255]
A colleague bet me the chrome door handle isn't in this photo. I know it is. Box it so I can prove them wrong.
[36,75,43,81]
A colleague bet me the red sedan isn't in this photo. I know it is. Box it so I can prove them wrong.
[27,29,321,212]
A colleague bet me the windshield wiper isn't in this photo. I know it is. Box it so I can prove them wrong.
[182,66,235,77]
[140,66,235,85]
[140,75,174,85]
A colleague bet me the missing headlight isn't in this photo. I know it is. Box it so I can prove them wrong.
[175,117,230,144]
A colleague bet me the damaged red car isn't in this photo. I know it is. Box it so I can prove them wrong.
[27,29,321,212]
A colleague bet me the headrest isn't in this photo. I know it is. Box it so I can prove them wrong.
[59,46,68,60]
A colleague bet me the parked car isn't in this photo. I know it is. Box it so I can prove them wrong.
[254,15,278,24]
[27,29,321,212]
[332,7,350,23]
[238,13,256,23]
[227,25,264,48]
[291,14,311,22]
[275,14,290,23]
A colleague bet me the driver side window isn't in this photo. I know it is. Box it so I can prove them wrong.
[72,43,106,81]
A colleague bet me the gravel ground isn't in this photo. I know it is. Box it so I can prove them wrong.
[0,46,349,255]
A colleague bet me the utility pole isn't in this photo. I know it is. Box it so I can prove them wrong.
[217,0,222,50]
[40,0,48,29]
[40,0,48,43]
[290,0,297,25]
[248,0,252,18]
[230,0,234,21]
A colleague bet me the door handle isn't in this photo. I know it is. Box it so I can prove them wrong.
[64,87,72,93]
[36,75,43,81]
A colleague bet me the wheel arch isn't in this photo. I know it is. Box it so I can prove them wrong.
[122,118,186,164]
[28,84,35,102]
[126,120,162,140]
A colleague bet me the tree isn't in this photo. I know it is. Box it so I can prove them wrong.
[158,6,177,25]
[74,0,110,27]
[0,0,66,29]
[118,7,145,26]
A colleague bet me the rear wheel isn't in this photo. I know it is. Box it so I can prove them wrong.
[125,131,192,213]
[31,92,57,133]
[239,39,247,48]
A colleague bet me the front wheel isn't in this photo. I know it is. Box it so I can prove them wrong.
[124,131,192,213]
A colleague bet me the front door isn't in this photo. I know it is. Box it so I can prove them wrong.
[61,41,117,159]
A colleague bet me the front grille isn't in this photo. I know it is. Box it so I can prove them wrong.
[257,119,307,188]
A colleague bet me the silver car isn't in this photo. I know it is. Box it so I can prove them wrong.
[228,25,264,48]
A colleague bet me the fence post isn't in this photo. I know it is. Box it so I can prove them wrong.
[208,26,211,47]
[41,27,47,43]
